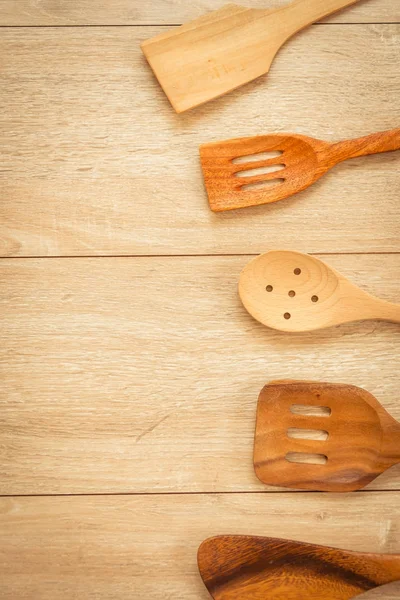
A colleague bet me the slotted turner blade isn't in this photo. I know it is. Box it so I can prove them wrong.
[141,0,362,113]
[198,535,400,600]
[254,381,400,492]
[200,128,400,211]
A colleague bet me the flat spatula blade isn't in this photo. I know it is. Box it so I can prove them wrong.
[141,5,281,113]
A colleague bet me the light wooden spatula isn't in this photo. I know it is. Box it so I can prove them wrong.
[254,380,400,492]
[198,535,400,600]
[200,127,400,211]
[141,0,362,113]
[239,250,400,332]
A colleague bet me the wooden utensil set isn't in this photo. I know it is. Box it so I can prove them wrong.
[142,1,399,597]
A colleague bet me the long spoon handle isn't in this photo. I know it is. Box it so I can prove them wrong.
[369,298,400,324]
[278,0,362,34]
[330,128,400,163]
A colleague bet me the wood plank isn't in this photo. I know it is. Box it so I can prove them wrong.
[1,26,399,257]
[1,254,399,495]
[1,493,399,599]
[0,0,398,25]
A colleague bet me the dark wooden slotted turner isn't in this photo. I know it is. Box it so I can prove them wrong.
[198,535,400,600]
[253,381,400,492]
[200,127,400,211]
[141,0,362,113]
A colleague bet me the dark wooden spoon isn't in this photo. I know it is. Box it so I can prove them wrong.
[198,535,400,600]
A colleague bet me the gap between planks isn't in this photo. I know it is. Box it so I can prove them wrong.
[0,22,397,27]
[1,252,400,260]
[0,489,399,499]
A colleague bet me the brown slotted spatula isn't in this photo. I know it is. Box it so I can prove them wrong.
[141,0,362,113]
[198,535,400,600]
[239,250,400,332]
[200,127,400,211]
[254,380,400,492]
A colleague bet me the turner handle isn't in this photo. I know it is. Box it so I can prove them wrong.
[278,0,361,34]
[330,128,400,163]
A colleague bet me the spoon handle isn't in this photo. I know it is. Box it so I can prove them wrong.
[330,128,400,163]
[368,298,400,324]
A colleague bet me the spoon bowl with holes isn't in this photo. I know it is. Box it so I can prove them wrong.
[200,127,400,211]
[254,380,400,493]
[239,250,400,332]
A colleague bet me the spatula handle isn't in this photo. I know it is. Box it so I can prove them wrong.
[279,0,361,33]
[330,128,400,163]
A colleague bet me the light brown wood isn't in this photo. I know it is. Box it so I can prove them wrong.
[254,381,400,492]
[1,26,399,256]
[141,0,362,112]
[1,493,400,599]
[200,128,400,211]
[198,535,400,599]
[1,5,400,600]
[0,0,398,26]
[1,255,399,495]
[239,250,400,332]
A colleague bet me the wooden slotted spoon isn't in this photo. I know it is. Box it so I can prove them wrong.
[254,380,400,492]
[198,535,400,600]
[239,250,400,332]
[200,127,400,211]
[141,0,362,113]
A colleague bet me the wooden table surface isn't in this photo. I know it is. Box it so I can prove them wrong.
[0,1,399,598]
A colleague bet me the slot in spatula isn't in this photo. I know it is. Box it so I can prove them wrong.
[141,0,362,113]
[198,535,400,600]
[254,380,400,492]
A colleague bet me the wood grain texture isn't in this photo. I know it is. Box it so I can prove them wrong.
[1,26,399,256]
[0,254,399,495]
[253,381,400,492]
[0,494,399,600]
[198,535,400,599]
[201,129,400,211]
[0,0,398,25]
[141,0,363,113]
[239,251,400,331]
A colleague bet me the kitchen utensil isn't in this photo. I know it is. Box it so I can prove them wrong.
[198,535,400,600]
[200,127,400,211]
[239,250,400,332]
[141,0,362,113]
[254,380,400,492]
